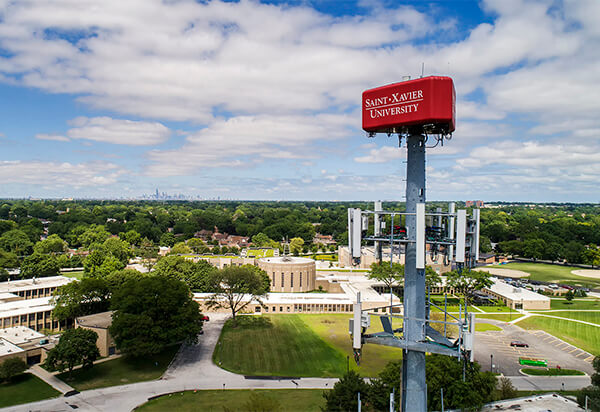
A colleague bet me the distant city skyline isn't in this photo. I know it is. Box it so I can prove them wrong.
[1,0,599,202]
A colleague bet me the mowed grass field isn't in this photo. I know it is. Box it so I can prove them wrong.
[136,389,326,412]
[0,374,61,408]
[516,316,600,356]
[214,314,404,378]
[530,311,600,325]
[493,262,600,288]
[550,298,600,310]
[57,344,180,391]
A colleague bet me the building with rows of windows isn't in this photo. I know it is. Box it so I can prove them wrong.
[257,256,316,293]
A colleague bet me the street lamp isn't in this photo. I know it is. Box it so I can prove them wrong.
[490,354,494,373]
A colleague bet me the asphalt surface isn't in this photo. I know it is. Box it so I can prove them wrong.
[4,314,595,411]
[473,319,595,376]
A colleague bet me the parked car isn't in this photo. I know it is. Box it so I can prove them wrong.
[510,341,529,348]
[201,315,210,321]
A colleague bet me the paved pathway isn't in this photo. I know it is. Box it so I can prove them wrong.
[29,365,75,394]
[4,314,337,412]
[6,313,596,412]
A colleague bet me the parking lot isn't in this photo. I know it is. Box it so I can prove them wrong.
[473,320,595,376]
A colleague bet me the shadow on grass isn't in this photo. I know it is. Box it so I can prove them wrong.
[228,315,273,329]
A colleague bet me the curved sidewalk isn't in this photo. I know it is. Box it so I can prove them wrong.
[2,314,337,412]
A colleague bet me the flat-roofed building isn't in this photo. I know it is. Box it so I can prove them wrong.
[0,326,56,365]
[0,296,59,331]
[76,311,117,357]
[483,279,550,310]
[0,276,73,300]
[0,292,20,303]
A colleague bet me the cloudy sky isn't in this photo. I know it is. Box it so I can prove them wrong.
[0,0,599,202]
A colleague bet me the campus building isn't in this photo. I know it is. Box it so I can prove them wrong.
[0,276,72,300]
[483,279,551,310]
[257,256,317,293]
[0,326,56,365]
[76,311,117,357]
[0,276,73,332]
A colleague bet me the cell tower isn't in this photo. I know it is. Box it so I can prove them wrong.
[348,76,480,411]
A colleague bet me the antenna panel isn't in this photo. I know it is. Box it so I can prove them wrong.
[455,209,466,263]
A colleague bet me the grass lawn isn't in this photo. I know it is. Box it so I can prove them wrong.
[301,314,404,377]
[0,373,61,408]
[136,389,326,412]
[56,344,180,391]
[530,312,600,325]
[213,315,347,378]
[549,299,600,310]
[245,249,276,258]
[521,368,585,376]
[311,254,337,261]
[475,323,502,332]
[214,314,404,378]
[491,262,600,288]
[516,316,600,355]
[60,270,84,280]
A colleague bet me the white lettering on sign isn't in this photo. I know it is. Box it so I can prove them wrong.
[369,103,419,119]
[365,89,423,119]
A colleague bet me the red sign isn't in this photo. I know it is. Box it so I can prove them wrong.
[362,76,455,134]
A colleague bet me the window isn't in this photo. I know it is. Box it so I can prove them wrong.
[280,306,283,312]
[299,273,302,287]
[281,273,284,288]
[273,306,276,312]
[273,272,276,287]
[290,273,294,288]
[255,306,261,312]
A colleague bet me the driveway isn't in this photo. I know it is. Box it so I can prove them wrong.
[473,319,595,376]
[3,313,337,412]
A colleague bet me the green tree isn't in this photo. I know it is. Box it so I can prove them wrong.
[102,237,132,265]
[0,357,28,382]
[290,237,304,256]
[34,234,68,254]
[0,229,33,255]
[160,232,176,247]
[110,277,203,357]
[170,241,192,255]
[206,265,270,324]
[368,261,404,308]
[368,360,402,410]
[0,250,19,270]
[96,255,126,278]
[52,278,111,322]
[426,354,496,411]
[425,266,442,290]
[153,255,215,291]
[20,253,60,278]
[322,370,370,412]
[78,225,110,249]
[565,290,574,303]
[446,269,493,307]
[251,232,273,247]
[44,328,100,377]
[121,230,141,246]
[186,238,205,253]
[578,356,600,410]
[497,376,517,400]
[83,249,107,277]
[104,269,146,291]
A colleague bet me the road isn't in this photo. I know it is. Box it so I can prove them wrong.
[4,313,595,411]
[3,313,337,412]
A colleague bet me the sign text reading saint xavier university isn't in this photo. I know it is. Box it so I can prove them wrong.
[362,76,455,134]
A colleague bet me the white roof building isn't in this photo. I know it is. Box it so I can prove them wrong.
[483,279,550,310]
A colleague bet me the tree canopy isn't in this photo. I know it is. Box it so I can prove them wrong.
[206,265,270,323]
[110,276,203,357]
[44,328,100,376]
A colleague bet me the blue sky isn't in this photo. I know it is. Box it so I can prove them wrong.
[1,0,599,202]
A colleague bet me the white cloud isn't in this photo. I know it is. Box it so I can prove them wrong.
[35,133,69,142]
[0,160,127,187]
[145,113,355,176]
[64,117,170,146]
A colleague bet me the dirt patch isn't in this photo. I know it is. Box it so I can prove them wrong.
[571,270,600,279]
[478,267,530,278]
